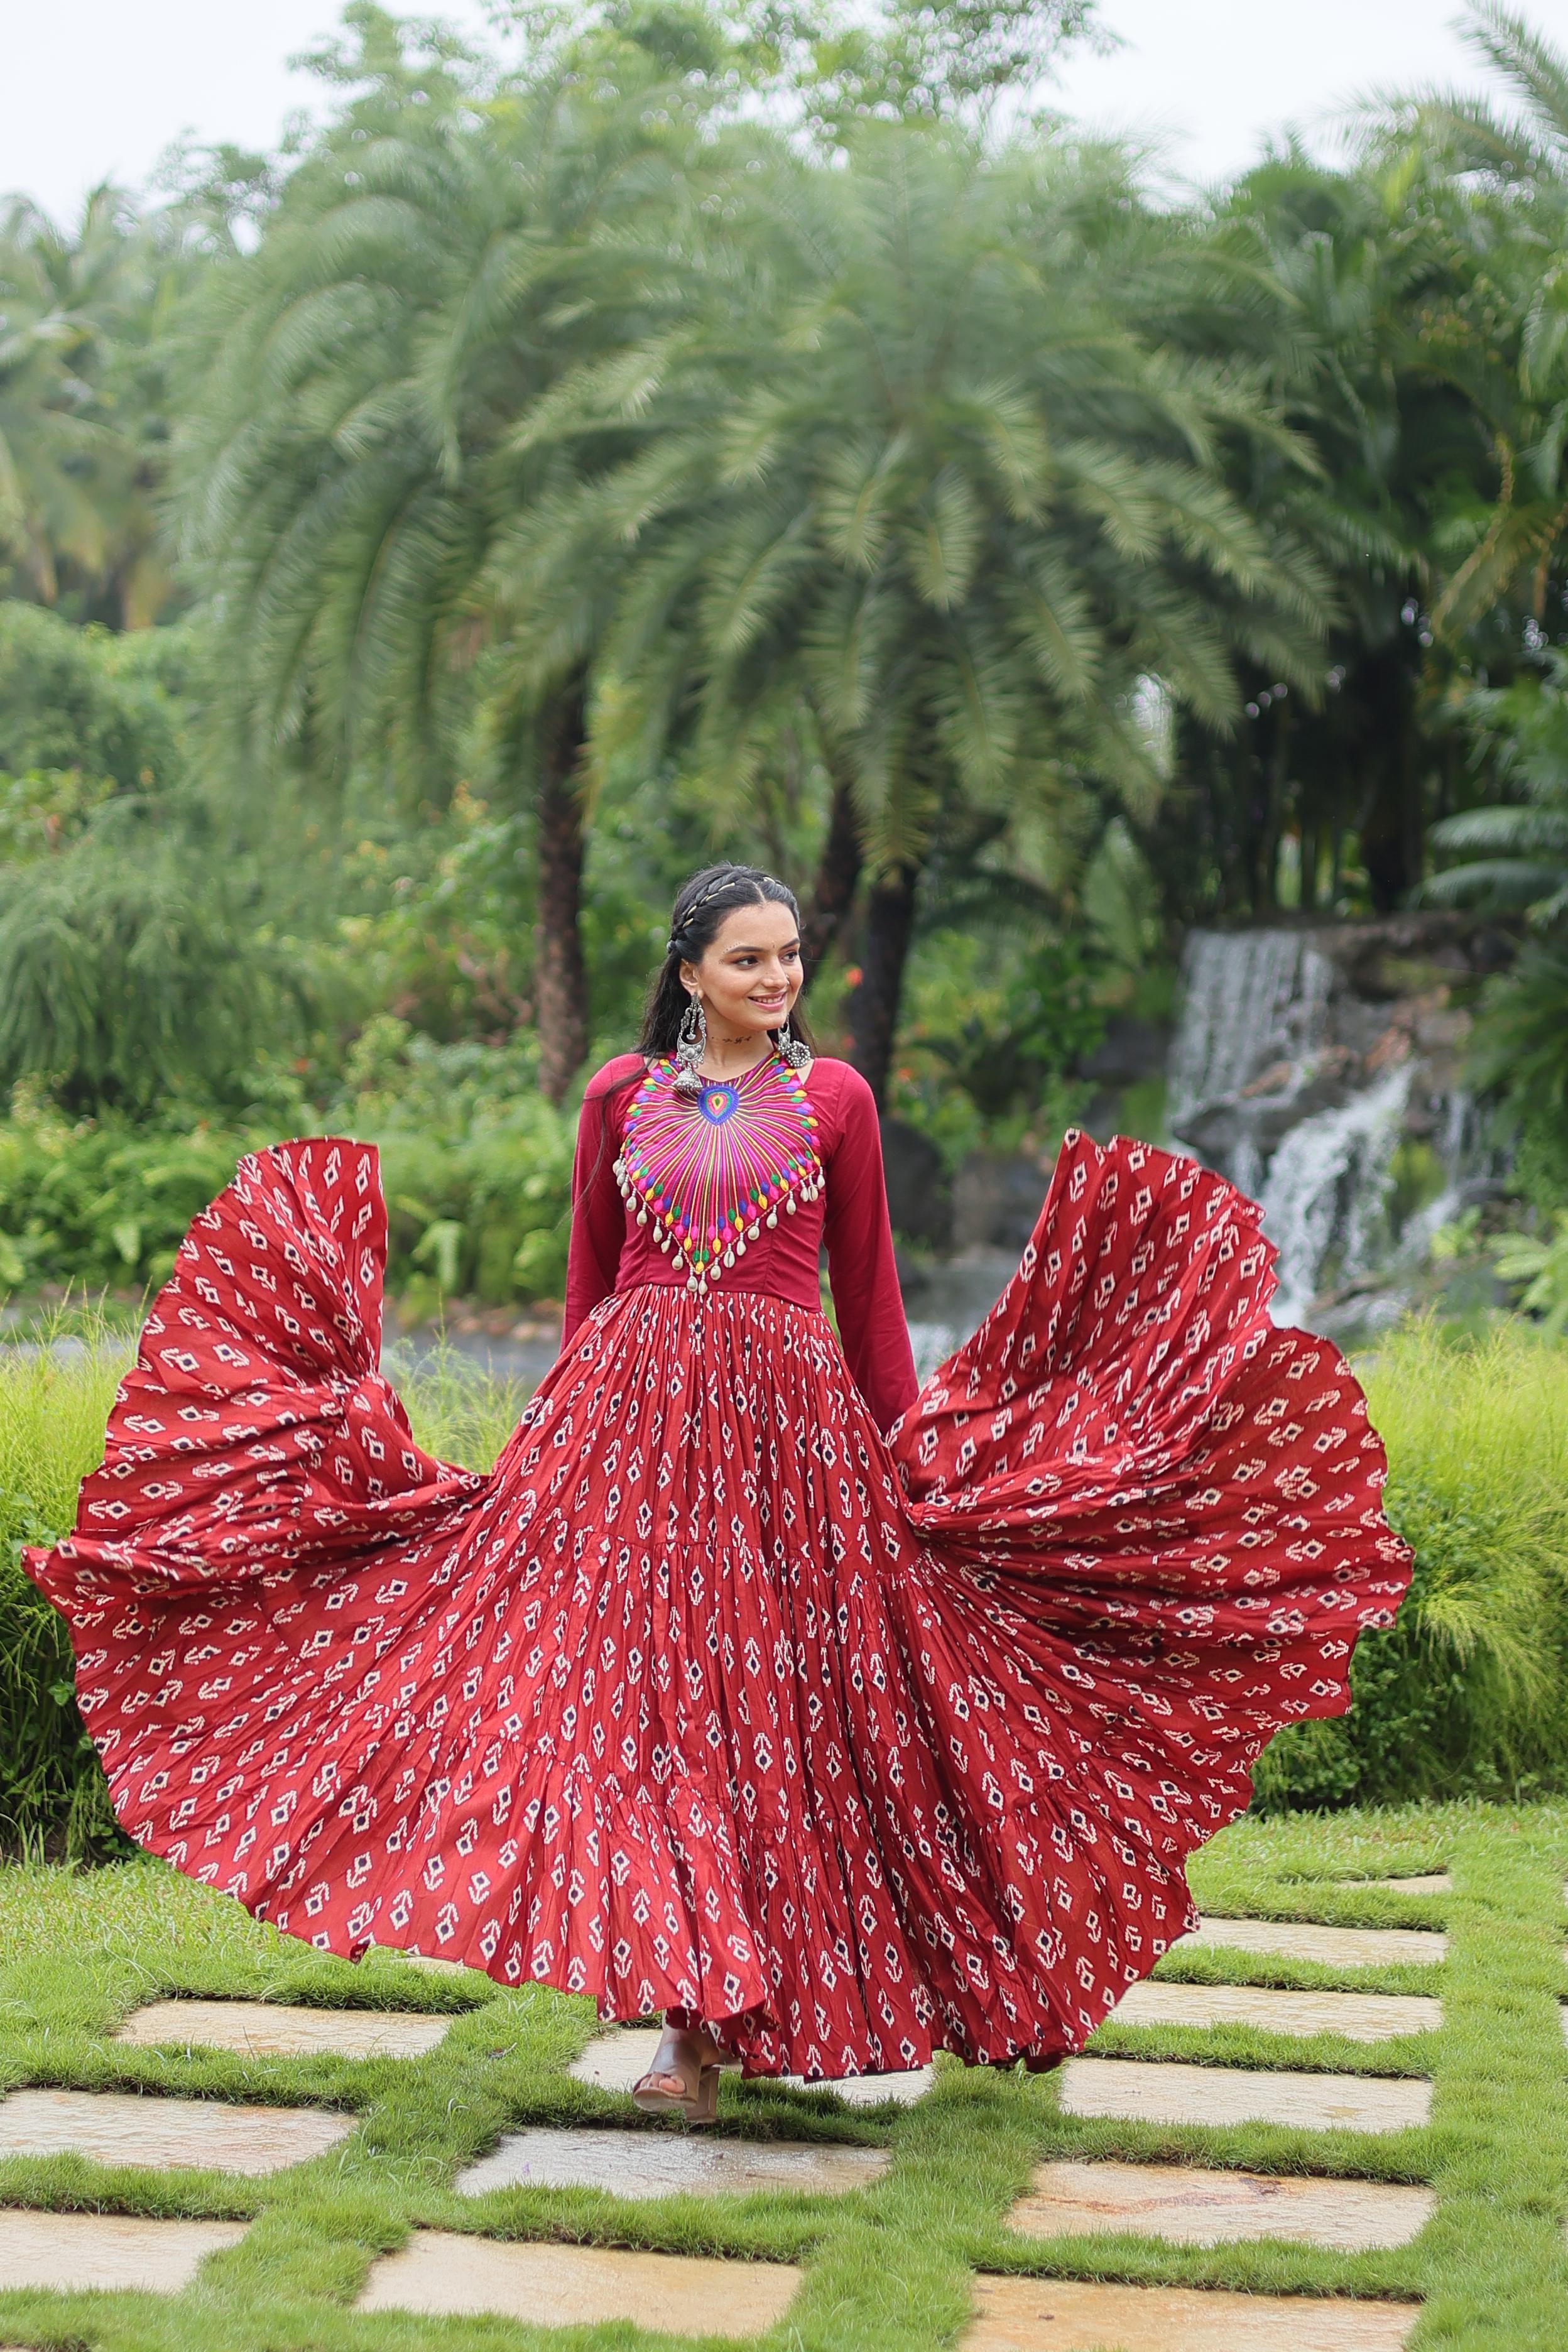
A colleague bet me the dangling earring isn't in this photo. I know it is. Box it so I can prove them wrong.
[773,1011,810,1071]
[673,994,707,1098]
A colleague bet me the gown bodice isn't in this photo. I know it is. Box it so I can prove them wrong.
[565,1051,918,1434]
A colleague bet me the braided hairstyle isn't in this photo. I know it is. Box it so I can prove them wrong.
[636,863,817,1059]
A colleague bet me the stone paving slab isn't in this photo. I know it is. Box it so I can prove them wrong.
[357,2228,802,2338]
[0,2208,248,2292]
[964,2275,1419,2350]
[1181,1917,1448,1968]
[0,2086,353,2174]
[1006,2158,1435,2250]
[456,2121,890,2199]
[115,1998,454,2060]
[570,2025,934,2106]
[1111,1983,1440,2042]
[1059,2057,1432,2134]
[1363,1875,1451,1895]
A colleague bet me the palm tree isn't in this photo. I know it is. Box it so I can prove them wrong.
[177,7,721,1101]
[499,124,1331,1100]
[1393,8,1568,646]
[1149,145,1483,916]
[0,192,136,614]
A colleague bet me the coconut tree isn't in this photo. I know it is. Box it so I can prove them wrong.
[177,6,723,1100]
[0,191,146,616]
[496,124,1332,1101]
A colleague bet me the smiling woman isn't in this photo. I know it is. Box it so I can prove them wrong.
[28,858,1410,2142]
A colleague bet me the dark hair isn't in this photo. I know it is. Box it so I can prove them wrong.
[636,862,816,1059]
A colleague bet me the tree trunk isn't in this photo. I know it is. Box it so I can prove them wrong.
[533,680,589,1105]
[849,861,918,1111]
[1356,642,1420,911]
[800,765,863,977]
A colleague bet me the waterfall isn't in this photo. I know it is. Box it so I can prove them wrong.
[1167,925,1483,1332]
[1168,931,1334,1123]
[1259,1065,1413,1324]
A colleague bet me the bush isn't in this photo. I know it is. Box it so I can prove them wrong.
[0,1328,130,1858]
[1253,1322,1568,1810]
[0,1030,575,1307]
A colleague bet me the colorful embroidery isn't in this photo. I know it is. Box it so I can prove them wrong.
[614,1054,822,1294]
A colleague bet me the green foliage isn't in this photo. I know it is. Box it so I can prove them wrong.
[1493,1211,1568,1333]
[0,1104,255,1291]
[347,1024,577,1309]
[0,601,182,790]
[1467,937,1568,1142]
[0,837,303,1114]
[0,1025,577,1309]
[886,925,1106,1157]
[1427,652,1568,920]
[0,1325,131,1858]
[1253,1321,1568,1810]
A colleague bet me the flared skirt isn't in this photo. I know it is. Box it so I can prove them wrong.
[28,1131,1410,2079]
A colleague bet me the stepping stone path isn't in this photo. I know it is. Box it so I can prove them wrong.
[357,2229,803,2338]
[114,1998,454,2060]
[0,2086,352,2174]
[569,2023,934,2106]
[1006,2158,1435,2250]
[1353,1873,1451,1894]
[1059,2057,1432,2133]
[457,2121,890,2199]
[964,2277,1419,2350]
[1111,1983,1440,2040]
[0,1901,1439,2333]
[1181,1916,1447,1967]
[0,2208,248,2292]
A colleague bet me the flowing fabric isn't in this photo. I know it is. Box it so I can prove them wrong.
[27,1124,1410,2079]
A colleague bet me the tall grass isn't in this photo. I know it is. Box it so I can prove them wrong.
[0,1316,131,1856]
[5,1314,1567,1846]
[1253,1321,1568,1809]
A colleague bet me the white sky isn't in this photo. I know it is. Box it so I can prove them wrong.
[3,0,1565,224]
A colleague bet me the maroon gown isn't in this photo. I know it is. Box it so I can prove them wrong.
[27,1050,1410,2081]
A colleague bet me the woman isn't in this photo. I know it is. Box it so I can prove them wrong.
[28,861,1410,2123]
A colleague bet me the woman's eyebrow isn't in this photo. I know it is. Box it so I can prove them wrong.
[724,937,800,954]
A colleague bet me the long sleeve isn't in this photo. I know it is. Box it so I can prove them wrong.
[822,1065,919,1436]
[563,1065,635,1342]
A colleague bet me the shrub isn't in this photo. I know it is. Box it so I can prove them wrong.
[1253,1322,1568,1810]
[0,835,305,1115]
[0,1030,575,1307]
[0,1326,130,1858]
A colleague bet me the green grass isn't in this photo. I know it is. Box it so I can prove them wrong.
[0,1802,1565,2347]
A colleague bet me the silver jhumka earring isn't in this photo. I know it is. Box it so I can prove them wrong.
[673,994,707,1098]
[773,1013,810,1071]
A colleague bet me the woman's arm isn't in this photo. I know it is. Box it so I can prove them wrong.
[821,1064,919,1436]
[562,1070,633,1342]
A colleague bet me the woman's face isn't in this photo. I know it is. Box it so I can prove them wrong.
[684,900,803,1037]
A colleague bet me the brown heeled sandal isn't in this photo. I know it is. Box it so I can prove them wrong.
[631,2045,721,2125]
